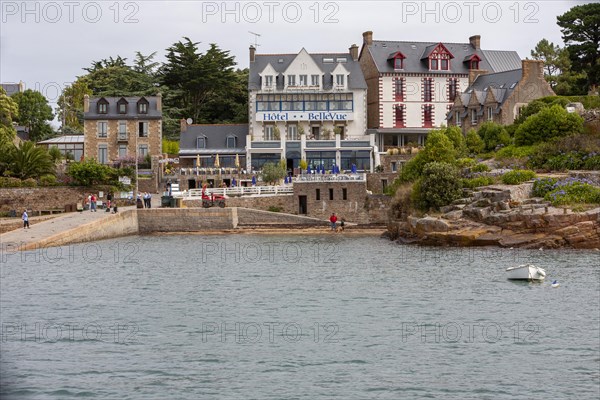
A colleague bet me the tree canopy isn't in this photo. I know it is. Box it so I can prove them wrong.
[557,3,600,92]
[11,90,54,141]
[0,87,19,147]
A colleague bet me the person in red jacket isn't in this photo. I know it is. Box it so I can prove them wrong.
[329,213,338,231]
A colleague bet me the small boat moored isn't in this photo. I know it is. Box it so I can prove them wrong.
[506,264,547,281]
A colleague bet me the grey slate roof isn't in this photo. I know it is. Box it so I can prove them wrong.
[1,83,22,96]
[468,68,522,105]
[249,50,367,91]
[85,96,162,120]
[364,40,521,74]
[179,124,248,155]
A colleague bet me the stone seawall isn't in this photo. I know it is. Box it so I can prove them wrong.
[236,208,327,227]
[20,210,139,251]
[137,208,237,233]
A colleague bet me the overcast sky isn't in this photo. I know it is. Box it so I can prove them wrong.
[0,0,587,112]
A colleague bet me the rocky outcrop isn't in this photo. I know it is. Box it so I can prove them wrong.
[391,184,600,249]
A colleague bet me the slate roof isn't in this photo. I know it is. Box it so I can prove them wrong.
[249,50,367,91]
[364,40,521,74]
[1,83,22,96]
[179,124,248,155]
[84,96,162,120]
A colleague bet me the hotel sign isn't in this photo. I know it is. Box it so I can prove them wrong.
[257,111,353,122]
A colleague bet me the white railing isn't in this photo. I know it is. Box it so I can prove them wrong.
[174,185,294,198]
[294,173,366,182]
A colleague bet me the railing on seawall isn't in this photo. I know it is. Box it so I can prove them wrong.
[174,185,294,198]
[293,173,367,182]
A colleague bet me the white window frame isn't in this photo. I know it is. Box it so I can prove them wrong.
[264,125,274,141]
[97,121,107,138]
[287,75,296,86]
[311,74,319,86]
[226,136,237,148]
[287,125,298,140]
[118,144,127,158]
[471,109,478,125]
[456,111,462,127]
[299,75,307,86]
[138,121,149,137]
[197,136,206,149]
[487,107,493,121]
[138,144,148,157]
[336,74,345,87]
[98,145,108,164]
[264,75,273,87]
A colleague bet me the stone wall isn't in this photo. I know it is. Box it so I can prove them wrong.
[20,209,139,251]
[366,173,398,194]
[186,195,296,214]
[0,186,121,214]
[137,208,236,233]
[236,208,327,227]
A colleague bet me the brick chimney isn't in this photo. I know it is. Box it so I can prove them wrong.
[363,31,373,46]
[180,118,188,133]
[250,45,256,63]
[349,44,359,61]
[521,59,544,80]
[469,69,488,86]
[83,94,89,113]
[156,92,162,111]
[469,35,481,50]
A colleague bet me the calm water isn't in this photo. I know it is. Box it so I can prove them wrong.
[1,235,599,399]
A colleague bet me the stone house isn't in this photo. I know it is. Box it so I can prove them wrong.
[358,31,522,152]
[447,59,555,132]
[83,95,163,164]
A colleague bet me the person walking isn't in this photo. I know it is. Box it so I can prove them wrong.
[22,209,29,229]
[147,192,152,208]
[90,194,97,212]
[329,213,338,231]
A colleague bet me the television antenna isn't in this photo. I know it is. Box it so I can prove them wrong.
[249,31,261,48]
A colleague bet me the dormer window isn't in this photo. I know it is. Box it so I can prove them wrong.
[226,136,237,148]
[426,43,453,71]
[471,60,479,69]
[117,98,128,114]
[97,99,108,114]
[137,98,149,114]
[465,54,482,70]
[388,51,406,70]
[336,74,345,86]
[265,75,273,87]
[441,59,449,70]
[431,59,438,70]
[197,136,206,149]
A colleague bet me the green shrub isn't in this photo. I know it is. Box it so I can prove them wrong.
[466,129,485,154]
[514,104,584,146]
[495,145,535,159]
[532,178,558,197]
[544,180,600,206]
[39,175,58,186]
[478,122,511,151]
[267,206,282,212]
[0,177,22,187]
[501,169,537,185]
[21,178,37,187]
[471,163,490,173]
[456,158,476,168]
[461,176,495,189]
[443,126,467,156]
[583,154,600,170]
[413,162,462,211]
[545,153,584,171]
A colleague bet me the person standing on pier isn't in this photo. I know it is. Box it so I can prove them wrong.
[22,209,29,229]
[329,213,338,231]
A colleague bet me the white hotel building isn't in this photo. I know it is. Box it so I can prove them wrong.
[247,46,374,172]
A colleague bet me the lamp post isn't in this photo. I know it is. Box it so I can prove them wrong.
[133,117,139,205]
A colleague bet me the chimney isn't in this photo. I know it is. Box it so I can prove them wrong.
[250,45,256,63]
[469,69,488,86]
[180,118,188,133]
[156,92,162,112]
[349,44,359,61]
[83,94,89,113]
[362,31,373,46]
[469,35,481,50]
[521,59,543,80]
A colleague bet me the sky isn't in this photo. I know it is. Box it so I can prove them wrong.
[0,0,588,122]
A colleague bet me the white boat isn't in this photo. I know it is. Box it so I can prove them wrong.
[506,264,546,281]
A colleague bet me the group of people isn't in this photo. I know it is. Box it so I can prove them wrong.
[138,192,152,208]
[329,213,345,233]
